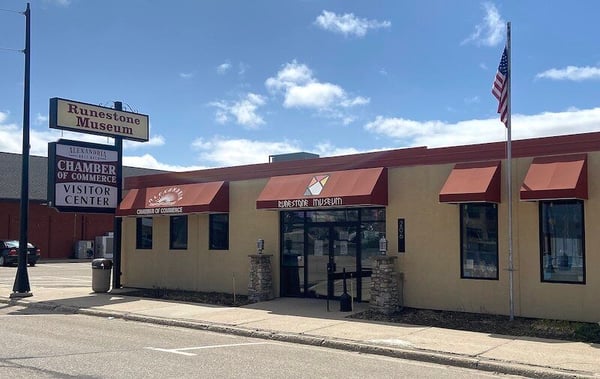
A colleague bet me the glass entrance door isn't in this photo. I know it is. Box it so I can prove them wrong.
[306,226,329,298]
[280,208,386,302]
[306,224,357,299]
[331,225,358,298]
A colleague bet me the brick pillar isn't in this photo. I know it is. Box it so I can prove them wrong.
[370,255,402,314]
[248,254,274,303]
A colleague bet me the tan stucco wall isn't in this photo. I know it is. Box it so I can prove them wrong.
[121,152,600,322]
[513,154,600,322]
[387,154,600,322]
[121,178,280,296]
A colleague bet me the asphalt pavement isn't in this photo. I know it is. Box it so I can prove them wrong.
[0,261,599,379]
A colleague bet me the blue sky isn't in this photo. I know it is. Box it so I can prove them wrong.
[1,0,600,171]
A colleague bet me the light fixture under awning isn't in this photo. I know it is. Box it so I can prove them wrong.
[520,154,587,201]
[116,181,229,216]
[256,167,387,210]
[439,161,501,203]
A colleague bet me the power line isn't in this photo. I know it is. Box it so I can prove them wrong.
[0,8,22,13]
[0,46,23,53]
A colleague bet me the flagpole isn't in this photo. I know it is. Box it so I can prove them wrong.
[506,22,514,321]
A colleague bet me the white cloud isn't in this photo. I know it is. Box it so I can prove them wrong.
[0,112,21,154]
[209,93,266,129]
[123,134,166,150]
[123,154,205,172]
[284,82,344,108]
[191,137,303,166]
[464,96,480,104]
[341,96,370,107]
[43,0,71,6]
[217,62,232,75]
[34,113,48,126]
[364,107,600,148]
[179,72,195,79]
[265,60,369,119]
[314,10,391,37]
[536,66,600,81]
[313,142,363,157]
[189,136,385,168]
[462,2,505,47]
[238,62,249,75]
[265,61,313,91]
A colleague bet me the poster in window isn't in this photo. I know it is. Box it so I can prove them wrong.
[340,240,348,255]
[315,240,324,256]
[339,231,349,241]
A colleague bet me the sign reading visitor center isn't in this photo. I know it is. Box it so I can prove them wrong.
[47,139,120,214]
[49,97,149,142]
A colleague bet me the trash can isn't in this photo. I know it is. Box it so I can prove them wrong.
[92,258,112,293]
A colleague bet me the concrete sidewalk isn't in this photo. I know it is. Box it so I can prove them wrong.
[1,285,599,379]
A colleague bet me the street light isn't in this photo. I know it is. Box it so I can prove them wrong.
[256,238,264,254]
[379,236,388,256]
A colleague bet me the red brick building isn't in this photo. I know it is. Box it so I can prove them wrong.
[0,152,163,260]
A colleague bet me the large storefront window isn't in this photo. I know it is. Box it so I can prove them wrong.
[540,200,585,284]
[136,217,153,249]
[209,214,229,250]
[460,203,498,280]
[170,215,188,250]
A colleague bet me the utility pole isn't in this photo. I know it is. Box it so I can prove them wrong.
[11,3,32,298]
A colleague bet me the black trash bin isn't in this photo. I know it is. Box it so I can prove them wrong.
[92,258,112,293]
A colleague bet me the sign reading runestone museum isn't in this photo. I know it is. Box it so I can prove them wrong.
[49,97,149,142]
[47,139,120,213]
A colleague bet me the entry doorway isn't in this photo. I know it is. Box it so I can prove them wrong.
[280,208,386,302]
[306,224,357,299]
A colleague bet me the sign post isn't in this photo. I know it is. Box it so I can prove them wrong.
[112,101,123,289]
[48,97,149,291]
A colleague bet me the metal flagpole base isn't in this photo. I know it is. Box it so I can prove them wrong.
[10,292,33,299]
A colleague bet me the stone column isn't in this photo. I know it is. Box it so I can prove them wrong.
[248,254,274,303]
[369,255,402,314]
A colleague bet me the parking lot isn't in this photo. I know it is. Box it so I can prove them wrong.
[0,260,92,289]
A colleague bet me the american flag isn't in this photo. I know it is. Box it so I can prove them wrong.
[492,47,509,126]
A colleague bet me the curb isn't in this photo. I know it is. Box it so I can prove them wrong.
[1,297,594,379]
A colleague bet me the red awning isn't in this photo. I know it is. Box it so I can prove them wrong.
[116,181,228,216]
[256,167,387,209]
[439,161,501,203]
[520,154,587,201]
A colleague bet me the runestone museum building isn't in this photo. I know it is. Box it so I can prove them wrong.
[116,131,600,323]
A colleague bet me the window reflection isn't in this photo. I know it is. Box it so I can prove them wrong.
[461,203,498,280]
[540,200,584,283]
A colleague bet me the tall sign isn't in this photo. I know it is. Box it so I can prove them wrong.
[49,97,149,142]
[48,139,120,213]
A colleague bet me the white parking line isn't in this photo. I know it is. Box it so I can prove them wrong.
[145,342,272,356]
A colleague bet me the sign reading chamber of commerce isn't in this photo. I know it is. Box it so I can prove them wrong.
[49,97,149,142]
[47,139,120,214]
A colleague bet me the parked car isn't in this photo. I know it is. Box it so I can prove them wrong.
[0,240,40,267]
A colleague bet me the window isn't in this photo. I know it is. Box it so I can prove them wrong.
[169,215,188,250]
[209,214,229,250]
[540,200,585,284]
[460,203,498,280]
[136,217,153,249]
